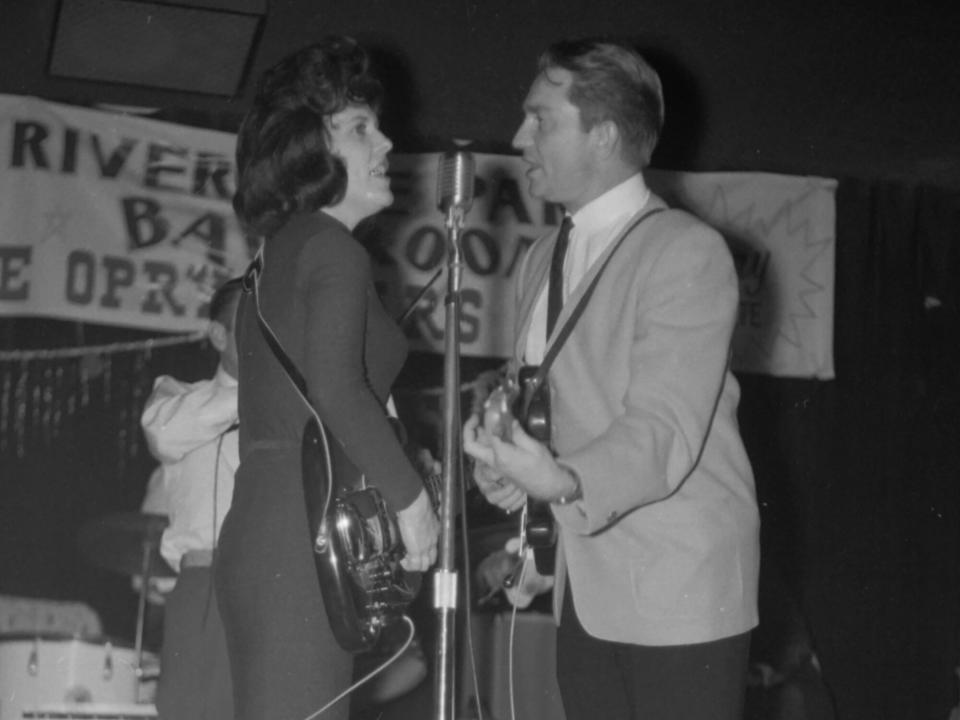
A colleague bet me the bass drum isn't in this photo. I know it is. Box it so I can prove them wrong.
[0,634,144,720]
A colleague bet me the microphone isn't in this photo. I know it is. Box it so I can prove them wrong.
[436,149,475,230]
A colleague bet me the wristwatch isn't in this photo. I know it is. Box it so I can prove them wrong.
[553,465,583,505]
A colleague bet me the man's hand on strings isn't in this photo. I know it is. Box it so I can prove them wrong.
[464,415,577,504]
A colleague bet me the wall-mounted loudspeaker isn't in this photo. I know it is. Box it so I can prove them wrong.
[48,0,266,96]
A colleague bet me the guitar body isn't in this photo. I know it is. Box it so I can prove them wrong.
[481,366,558,575]
[301,417,420,653]
[516,366,558,575]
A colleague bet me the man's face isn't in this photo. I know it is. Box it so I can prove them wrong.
[512,67,597,213]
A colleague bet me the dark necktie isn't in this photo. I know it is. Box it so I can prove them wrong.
[546,215,573,338]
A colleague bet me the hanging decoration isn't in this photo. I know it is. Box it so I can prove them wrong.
[0,332,205,463]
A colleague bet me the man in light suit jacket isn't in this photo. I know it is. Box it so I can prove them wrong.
[464,38,760,720]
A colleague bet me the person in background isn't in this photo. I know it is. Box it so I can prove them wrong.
[140,276,242,720]
[215,35,439,720]
[464,37,760,720]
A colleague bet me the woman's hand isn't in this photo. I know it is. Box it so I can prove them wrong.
[395,487,440,572]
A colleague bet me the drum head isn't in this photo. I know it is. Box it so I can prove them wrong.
[0,635,141,718]
[21,704,158,719]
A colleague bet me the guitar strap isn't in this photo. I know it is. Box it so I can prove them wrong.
[241,247,311,405]
[524,206,665,409]
[241,245,341,513]
[243,247,425,653]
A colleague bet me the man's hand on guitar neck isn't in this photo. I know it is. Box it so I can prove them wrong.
[463,414,581,509]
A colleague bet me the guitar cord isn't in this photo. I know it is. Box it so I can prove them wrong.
[299,614,417,720]
[463,494,531,720]
[203,426,235,626]
[395,266,444,325]
[506,505,530,720]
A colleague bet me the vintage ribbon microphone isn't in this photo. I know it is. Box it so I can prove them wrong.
[432,147,475,720]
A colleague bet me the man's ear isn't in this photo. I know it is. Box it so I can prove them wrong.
[590,119,620,160]
[208,320,228,353]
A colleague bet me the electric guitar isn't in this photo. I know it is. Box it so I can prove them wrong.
[301,416,421,653]
[481,366,558,575]
[246,249,423,654]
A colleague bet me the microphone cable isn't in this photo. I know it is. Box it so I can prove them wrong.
[506,507,530,720]
[395,266,444,326]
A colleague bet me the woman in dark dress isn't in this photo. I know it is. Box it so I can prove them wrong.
[215,36,440,720]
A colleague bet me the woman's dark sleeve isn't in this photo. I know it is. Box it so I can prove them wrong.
[300,229,423,511]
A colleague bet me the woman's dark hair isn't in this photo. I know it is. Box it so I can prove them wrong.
[233,35,383,237]
[539,39,664,169]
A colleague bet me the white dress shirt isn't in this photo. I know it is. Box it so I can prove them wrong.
[140,365,239,572]
[524,173,651,363]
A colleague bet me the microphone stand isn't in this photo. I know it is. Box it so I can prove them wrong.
[432,202,466,720]
[134,538,155,677]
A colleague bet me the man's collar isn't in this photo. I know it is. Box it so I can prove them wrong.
[570,172,650,235]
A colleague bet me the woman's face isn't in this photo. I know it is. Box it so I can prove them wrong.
[325,104,394,228]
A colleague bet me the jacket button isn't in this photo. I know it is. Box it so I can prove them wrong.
[607,511,618,522]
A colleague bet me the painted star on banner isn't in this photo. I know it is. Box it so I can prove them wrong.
[41,208,74,243]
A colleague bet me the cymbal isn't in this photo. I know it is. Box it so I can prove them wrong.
[78,512,175,578]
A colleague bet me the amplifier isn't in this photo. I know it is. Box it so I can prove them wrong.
[459,611,566,720]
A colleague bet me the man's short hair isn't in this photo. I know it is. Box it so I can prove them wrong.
[539,39,664,168]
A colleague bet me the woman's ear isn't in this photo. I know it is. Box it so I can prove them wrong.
[208,320,228,353]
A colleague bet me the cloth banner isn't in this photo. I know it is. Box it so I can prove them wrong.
[0,95,835,378]
[0,94,251,332]
[364,157,836,379]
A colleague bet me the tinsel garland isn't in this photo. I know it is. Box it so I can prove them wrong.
[0,333,205,461]
[1,331,496,485]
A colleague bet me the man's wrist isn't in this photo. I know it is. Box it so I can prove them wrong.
[553,465,583,505]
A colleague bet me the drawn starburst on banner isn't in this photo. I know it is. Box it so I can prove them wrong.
[703,180,834,369]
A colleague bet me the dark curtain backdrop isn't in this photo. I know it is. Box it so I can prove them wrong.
[0,330,216,641]
[1,180,958,720]
[738,180,960,720]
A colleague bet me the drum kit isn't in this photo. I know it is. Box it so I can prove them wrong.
[0,512,171,720]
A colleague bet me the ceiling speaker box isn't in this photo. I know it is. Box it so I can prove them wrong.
[48,0,266,96]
